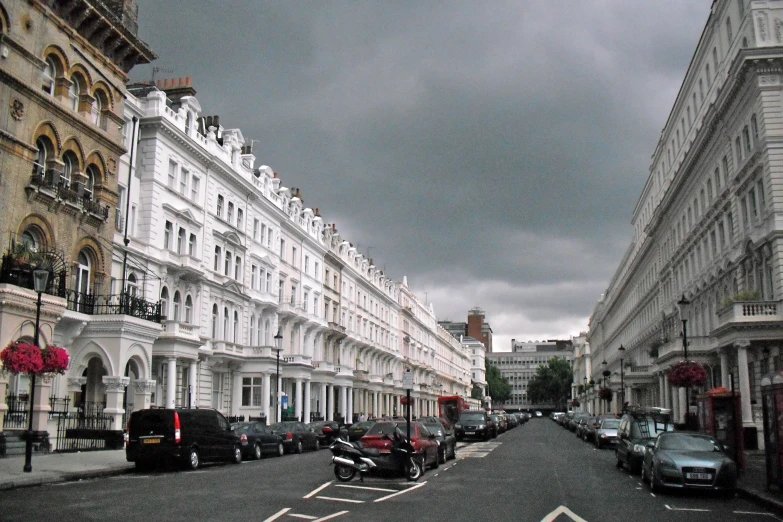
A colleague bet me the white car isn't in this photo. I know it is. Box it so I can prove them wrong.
[535,411,543,417]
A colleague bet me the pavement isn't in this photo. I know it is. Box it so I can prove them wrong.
[0,449,133,491]
[736,450,783,514]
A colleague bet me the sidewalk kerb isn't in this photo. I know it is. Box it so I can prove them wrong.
[0,465,134,492]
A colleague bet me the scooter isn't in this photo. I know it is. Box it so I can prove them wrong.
[330,429,422,482]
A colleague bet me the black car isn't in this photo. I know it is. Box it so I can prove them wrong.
[308,420,348,446]
[615,408,675,474]
[456,410,493,441]
[347,420,375,441]
[270,421,320,453]
[126,408,241,471]
[232,422,285,460]
[419,416,457,463]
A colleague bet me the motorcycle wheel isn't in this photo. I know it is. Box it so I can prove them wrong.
[405,457,422,482]
[333,463,355,482]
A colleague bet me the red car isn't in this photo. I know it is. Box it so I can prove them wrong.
[359,421,440,470]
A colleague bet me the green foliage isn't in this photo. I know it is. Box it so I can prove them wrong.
[527,357,573,409]
[721,290,761,308]
[471,385,484,400]
[485,361,511,404]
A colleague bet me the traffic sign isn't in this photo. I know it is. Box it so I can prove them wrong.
[402,370,414,390]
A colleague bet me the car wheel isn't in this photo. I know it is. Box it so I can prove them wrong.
[615,450,623,469]
[315,439,321,451]
[296,440,303,454]
[254,443,263,460]
[186,448,200,471]
[649,464,661,494]
[438,446,446,464]
[641,462,648,483]
[276,442,284,457]
[432,451,440,469]
[595,440,601,450]
[448,442,456,460]
[232,445,242,464]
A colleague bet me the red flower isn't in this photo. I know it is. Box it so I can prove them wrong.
[0,342,43,375]
[598,387,613,401]
[41,346,69,374]
[571,399,581,407]
[668,361,708,388]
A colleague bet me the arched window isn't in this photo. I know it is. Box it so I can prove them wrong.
[185,295,193,323]
[223,307,229,341]
[68,79,80,112]
[233,311,239,343]
[21,228,41,252]
[42,56,56,95]
[211,304,218,338]
[126,273,138,296]
[91,93,102,125]
[188,233,196,257]
[33,138,48,177]
[75,250,91,296]
[62,152,77,188]
[160,286,169,319]
[177,227,185,254]
[224,251,231,275]
[214,246,221,271]
[173,291,181,321]
[84,165,97,200]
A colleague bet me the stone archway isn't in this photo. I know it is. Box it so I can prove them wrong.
[79,356,108,416]
[123,358,141,414]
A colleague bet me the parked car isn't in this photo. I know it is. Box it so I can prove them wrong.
[455,410,493,441]
[347,420,375,441]
[569,413,589,432]
[535,411,543,417]
[126,408,241,471]
[615,408,675,474]
[575,416,595,439]
[562,411,575,429]
[269,421,320,453]
[308,420,348,446]
[490,413,506,434]
[642,432,737,494]
[593,418,621,448]
[505,413,519,429]
[232,422,284,460]
[359,421,439,470]
[419,416,457,463]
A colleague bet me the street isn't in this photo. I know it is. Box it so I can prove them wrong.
[0,419,778,522]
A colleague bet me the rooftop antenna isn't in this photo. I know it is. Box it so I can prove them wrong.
[151,66,173,84]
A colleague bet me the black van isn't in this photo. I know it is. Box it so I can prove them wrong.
[126,408,242,470]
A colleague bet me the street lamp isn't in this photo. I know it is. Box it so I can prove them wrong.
[24,269,49,473]
[677,294,690,361]
[273,327,283,424]
[618,344,626,413]
[601,360,608,414]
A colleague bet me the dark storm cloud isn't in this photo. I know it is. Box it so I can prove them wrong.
[134,0,708,348]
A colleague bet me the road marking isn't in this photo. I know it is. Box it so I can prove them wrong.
[315,496,364,504]
[333,484,396,492]
[262,508,291,522]
[650,493,656,497]
[303,481,333,499]
[540,505,588,522]
[665,505,710,512]
[312,511,349,522]
[734,512,783,521]
[374,481,427,502]
[289,515,318,520]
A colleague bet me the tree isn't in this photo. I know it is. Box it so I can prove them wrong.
[485,361,511,404]
[471,384,483,400]
[527,357,572,410]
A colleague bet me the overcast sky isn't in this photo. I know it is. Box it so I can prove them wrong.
[132,1,708,352]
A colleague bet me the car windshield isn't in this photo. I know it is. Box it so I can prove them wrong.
[659,434,722,452]
[233,424,252,434]
[270,422,299,431]
[365,423,398,436]
[600,419,621,429]
[460,413,485,422]
[351,421,374,429]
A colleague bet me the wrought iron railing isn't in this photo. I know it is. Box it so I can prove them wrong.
[29,173,109,220]
[66,291,162,323]
[3,394,29,429]
[0,250,67,298]
[55,413,122,452]
[48,396,71,418]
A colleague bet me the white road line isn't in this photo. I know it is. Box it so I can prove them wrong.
[650,493,656,497]
[303,481,333,499]
[374,481,427,503]
[315,496,364,504]
[262,508,291,522]
[664,505,710,512]
[540,505,588,522]
[333,484,396,492]
[312,511,349,522]
[289,514,318,520]
[734,511,783,521]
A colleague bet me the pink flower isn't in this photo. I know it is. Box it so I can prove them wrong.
[0,342,43,375]
[668,361,708,388]
[41,346,69,374]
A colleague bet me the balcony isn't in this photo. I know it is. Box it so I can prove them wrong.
[623,364,655,385]
[66,291,162,323]
[369,373,383,384]
[655,336,714,364]
[160,320,200,341]
[282,354,312,367]
[212,341,244,355]
[334,366,354,378]
[313,360,336,374]
[27,172,109,226]
[713,300,783,345]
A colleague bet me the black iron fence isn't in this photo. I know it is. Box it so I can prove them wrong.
[3,394,29,429]
[66,291,162,323]
[55,413,123,452]
[227,415,246,423]
[48,396,70,418]
[0,253,67,298]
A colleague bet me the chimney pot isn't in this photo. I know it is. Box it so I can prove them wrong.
[179,77,184,86]
[186,77,191,86]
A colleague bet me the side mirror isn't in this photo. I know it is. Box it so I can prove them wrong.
[646,440,655,448]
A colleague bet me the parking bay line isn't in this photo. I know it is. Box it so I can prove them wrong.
[289,515,318,520]
[333,484,396,492]
[665,505,710,512]
[304,481,333,499]
[315,496,365,504]
[312,511,349,522]
[374,481,427,503]
[262,508,291,522]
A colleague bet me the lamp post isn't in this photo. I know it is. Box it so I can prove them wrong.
[273,327,283,424]
[618,344,626,413]
[677,294,690,361]
[583,376,587,411]
[601,359,608,413]
[24,269,49,473]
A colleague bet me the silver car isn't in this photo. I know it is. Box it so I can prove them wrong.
[642,432,737,494]
[594,418,620,449]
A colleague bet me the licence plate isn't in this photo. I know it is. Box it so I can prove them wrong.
[142,438,161,444]
[686,472,711,480]
[465,431,475,435]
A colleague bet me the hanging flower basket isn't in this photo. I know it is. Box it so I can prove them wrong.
[571,399,580,407]
[0,341,68,375]
[668,360,707,388]
[598,387,613,401]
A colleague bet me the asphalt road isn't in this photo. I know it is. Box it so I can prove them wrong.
[0,419,779,522]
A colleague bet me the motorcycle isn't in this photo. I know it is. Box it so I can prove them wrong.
[329,429,422,482]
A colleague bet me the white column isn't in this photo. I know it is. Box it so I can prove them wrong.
[327,384,334,421]
[737,341,754,426]
[663,374,670,410]
[188,361,198,408]
[295,378,303,421]
[320,383,327,420]
[166,357,177,409]
[373,392,379,418]
[304,380,311,423]
[232,370,243,416]
[340,385,348,421]
[658,373,665,406]
[720,348,730,389]
[678,387,687,425]
[262,372,271,423]
[347,386,353,423]
[277,374,283,423]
